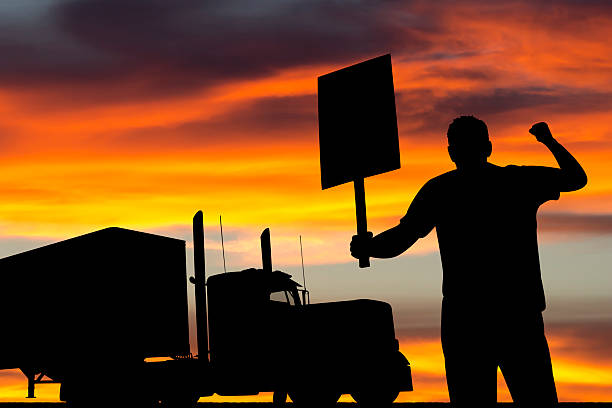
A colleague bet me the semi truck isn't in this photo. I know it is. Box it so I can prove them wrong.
[0,211,412,407]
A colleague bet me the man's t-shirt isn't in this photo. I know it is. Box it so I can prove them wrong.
[400,164,562,312]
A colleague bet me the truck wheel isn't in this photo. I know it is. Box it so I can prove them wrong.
[60,382,108,408]
[351,388,399,408]
[272,390,287,407]
[161,394,199,408]
[289,389,340,408]
[64,393,155,408]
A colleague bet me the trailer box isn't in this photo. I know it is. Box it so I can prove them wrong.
[0,227,190,373]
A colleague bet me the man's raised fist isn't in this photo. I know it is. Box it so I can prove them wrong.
[529,122,554,145]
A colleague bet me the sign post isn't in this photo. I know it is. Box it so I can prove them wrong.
[318,54,401,268]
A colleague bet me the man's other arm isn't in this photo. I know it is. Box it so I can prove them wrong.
[350,182,435,260]
[351,223,420,259]
[529,122,588,191]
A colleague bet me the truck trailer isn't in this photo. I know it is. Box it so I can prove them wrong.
[0,211,412,407]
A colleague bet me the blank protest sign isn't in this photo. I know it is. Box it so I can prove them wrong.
[318,54,400,190]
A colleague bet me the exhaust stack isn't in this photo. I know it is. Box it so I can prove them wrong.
[261,228,272,273]
[192,211,209,362]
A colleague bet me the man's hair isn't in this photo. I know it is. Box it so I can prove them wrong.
[447,115,489,145]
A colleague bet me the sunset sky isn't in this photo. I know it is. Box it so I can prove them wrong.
[0,0,611,403]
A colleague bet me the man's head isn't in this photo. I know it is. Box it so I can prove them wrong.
[447,115,492,169]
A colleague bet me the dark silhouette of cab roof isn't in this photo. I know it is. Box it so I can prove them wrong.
[206,268,301,294]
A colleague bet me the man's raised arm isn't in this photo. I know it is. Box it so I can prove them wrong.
[530,122,588,191]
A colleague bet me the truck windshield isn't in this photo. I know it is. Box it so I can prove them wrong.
[269,290,295,305]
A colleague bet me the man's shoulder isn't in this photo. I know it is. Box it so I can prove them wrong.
[412,170,458,200]
[426,170,458,187]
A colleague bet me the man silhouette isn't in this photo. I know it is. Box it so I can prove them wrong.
[350,116,587,407]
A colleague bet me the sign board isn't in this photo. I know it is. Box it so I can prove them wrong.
[318,54,400,190]
[318,54,401,268]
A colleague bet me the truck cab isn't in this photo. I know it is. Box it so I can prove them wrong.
[206,269,303,392]
[205,266,412,407]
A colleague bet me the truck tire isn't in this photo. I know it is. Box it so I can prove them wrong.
[351,388,399,408]
[272,390,287,407]
[161,394,199,408]
[289,389,340,408]
[61,363,152,408]
[61,382,108,408]
[63,388,155,408]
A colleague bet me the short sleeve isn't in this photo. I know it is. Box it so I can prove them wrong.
[512,165,562,206]
[400,179,437,238]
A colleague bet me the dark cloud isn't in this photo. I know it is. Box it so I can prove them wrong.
[538,212,612,235]
[399,51,486,63]
[0,0,435,102]
[434,88,559,117]
[1,0,610,110]
[102,84,612,149]
[424,0,612,27]
[180,94,317,139]
[396,87,612,138]
[439,88,612,117]
[419,66,495,81]
[108,94,317,149]
[395,89,447,137]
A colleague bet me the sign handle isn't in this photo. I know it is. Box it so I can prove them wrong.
[353,177,370,268]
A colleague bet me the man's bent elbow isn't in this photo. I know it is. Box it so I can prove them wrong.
[564,171,588,192]
[577,172,588,190]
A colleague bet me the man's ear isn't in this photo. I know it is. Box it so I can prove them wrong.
[447,145,456,163]
[484,140,492,158]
